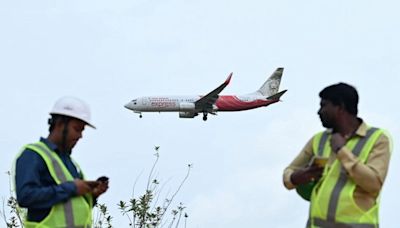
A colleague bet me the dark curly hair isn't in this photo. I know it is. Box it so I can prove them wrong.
[319,82,359,115]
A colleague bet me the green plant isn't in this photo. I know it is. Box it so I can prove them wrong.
[118,146,192,228]
[93,203,113,228]
[1,171,24,228]
[2,146,192,228]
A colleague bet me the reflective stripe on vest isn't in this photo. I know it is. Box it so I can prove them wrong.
[30,143,76,228]
[314,217,377,228]
[306,131,330,227]
[317,131,329,156]
[326,128,378,223]
[22,142,92,228]
[309,127,382,227]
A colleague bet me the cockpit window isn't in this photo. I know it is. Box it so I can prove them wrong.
[131,99,137,105]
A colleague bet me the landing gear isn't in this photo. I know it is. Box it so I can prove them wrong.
[139,114,142,118]
[202,113,208,121]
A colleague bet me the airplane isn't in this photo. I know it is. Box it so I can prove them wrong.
[124,68,287,121]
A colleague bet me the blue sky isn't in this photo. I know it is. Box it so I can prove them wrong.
[1,0,399,227]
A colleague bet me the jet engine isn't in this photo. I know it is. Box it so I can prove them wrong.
[179,112,198,118]
[179,102,195,111]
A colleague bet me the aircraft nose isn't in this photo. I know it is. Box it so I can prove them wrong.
[124,102,133,110]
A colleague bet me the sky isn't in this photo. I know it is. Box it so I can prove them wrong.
[1,0,399,227]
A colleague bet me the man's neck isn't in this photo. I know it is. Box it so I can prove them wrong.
[334,117,361,139]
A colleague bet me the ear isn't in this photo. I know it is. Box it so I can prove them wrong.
[53,118,62,127]
[53,118,69,131]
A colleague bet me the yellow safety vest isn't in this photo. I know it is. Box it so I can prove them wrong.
[19,141,93,228]
[307,127,383,228]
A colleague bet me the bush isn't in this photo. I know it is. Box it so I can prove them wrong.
[3,146,192,228]
[116,146,192,228]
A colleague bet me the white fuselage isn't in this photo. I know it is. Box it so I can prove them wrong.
[127,96,198,112]
[124,68,286,120]
[125,94,277,113]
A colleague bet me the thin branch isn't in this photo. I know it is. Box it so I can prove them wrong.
[1,198,8,226]
[147,151,160,191]
[175,208,184,228]
[159,164,192,223]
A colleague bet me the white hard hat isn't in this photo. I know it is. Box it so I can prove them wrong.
[50,96,96,129]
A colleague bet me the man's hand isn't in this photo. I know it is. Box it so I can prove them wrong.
[92,177,109,198]
[331,132,346,153]
[290,166,323,186]
[74,179,92,196]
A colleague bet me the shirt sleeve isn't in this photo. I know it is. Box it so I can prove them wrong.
[15,149,77,209]
[336,132,392,195]
[283,137,315,189]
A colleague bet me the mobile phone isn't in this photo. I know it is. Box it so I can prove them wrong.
[309,156,328,167]
[97,176,109,182]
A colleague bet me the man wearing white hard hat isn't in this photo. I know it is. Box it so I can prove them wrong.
[14,97,109,228]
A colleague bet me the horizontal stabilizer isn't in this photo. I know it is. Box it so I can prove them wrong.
[266,90,287,100]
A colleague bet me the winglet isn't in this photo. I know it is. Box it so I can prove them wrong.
[225,72,233,85]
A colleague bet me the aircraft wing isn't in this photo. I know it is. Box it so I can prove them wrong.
[195,73,232,112]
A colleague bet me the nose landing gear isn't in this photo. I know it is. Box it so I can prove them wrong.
[202,112,208,121]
